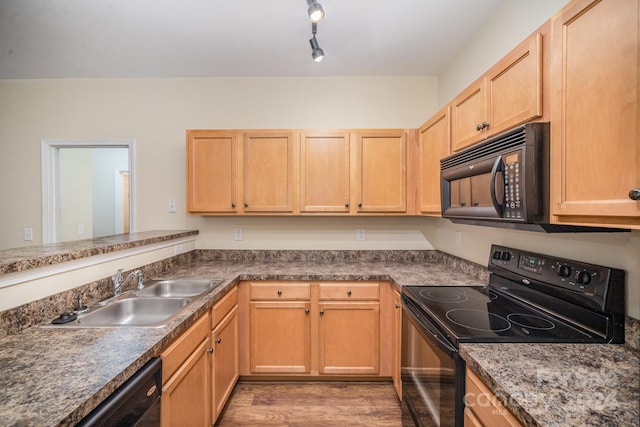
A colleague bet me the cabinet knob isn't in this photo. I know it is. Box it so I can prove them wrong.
[473,201,479,206]
[244,202,249,208]
[345,203,349,208]
[277,290,283,296]
[215,338,222,344]
[320,310,324,315]
[346,290,352,296]
[358,203,362,208]
[461,201,467,206]
[476,123,483,131]
[481,121,489,129]
[206,347,214,353]
[305,308,310,314]
[395,304,400,309]
[231,203,236,208]
[629,188,640,200]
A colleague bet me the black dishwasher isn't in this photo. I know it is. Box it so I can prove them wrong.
[77,357,162,427]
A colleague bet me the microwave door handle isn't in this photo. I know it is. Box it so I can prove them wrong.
[490,155,504,216]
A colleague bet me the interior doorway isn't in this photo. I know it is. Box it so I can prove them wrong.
[41,140,135,244]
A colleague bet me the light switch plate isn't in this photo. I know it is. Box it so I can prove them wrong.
[356,229,366,241]
[234,228,243,241]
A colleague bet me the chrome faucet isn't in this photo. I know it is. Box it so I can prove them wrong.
[112,268,144,296]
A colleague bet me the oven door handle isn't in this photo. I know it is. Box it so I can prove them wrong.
[490,155,504,216]
[403,298,457,355]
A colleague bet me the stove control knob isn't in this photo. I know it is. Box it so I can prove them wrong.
[557,264,572,278]
[500,251,512,261]
[492,250,502,260]
[576,270,592,285]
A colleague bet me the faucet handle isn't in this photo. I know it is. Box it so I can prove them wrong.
[136,270,145,289]
[113,268,123,284]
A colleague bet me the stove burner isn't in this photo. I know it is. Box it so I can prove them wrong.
[463,289,498,301]
[445,309,511,332]
[419,289,468,303]
[507,313,556,330]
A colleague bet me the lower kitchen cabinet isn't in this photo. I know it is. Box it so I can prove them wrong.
[211,286,239,423]
[246,282,312,374]
[160,312,212,427]
[464,368,523,427]
[239,281,394,379]
[392,290,402,399]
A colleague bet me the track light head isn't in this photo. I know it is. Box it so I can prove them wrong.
[307,0,325,23]
[310,36,325,62]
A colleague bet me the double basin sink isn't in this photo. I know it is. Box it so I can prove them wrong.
[43,279,222,328]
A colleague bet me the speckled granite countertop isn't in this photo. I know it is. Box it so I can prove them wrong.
[0,230,198,275]
[0,254,485,426]
[0,253,638,427]
[460,343,640,427]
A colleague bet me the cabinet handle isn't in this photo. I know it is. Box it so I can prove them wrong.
[630,188,640,200]
[277,290,283,296]
[215,338,222,344]
[346,290,352,296]
[305,308,310,314]
[207,347,214,353]
[320,310,324,315]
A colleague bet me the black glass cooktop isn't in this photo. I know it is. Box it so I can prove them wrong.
[403,285,599,345]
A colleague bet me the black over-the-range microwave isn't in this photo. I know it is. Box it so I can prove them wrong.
[439,122,618,233]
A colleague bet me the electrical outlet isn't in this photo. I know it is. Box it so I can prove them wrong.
[234,228,243,241]
[356,229,366,241]
[23,227,33,241]
[455,231,461,247]
[168,200,176,213]
[175,244,185,255]
[77,224,85,235]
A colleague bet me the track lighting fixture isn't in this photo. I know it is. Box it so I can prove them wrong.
[306,0,325,23]
[309,22,325,62]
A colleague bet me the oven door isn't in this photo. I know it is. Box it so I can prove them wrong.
[401,296,465,427]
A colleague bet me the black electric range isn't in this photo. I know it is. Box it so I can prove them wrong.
[400,244,625,427]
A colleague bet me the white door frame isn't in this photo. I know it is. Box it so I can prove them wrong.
[41,139,136,244]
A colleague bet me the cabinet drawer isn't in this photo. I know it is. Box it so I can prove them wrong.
[465,369,523,427]
[212,286,237,328]
[250,282,311,300]
[161,312,211,382]
[319,282,379,300]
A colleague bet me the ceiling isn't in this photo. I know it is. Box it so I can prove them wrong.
[0,0,503,79]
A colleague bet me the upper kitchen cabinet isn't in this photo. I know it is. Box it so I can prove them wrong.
[186,130,238,214]
[300,131,350,213]
[241,130,298,214]
[451,32,543,152]
[550,0,639,229]
[418,106,450,215]
[353,130,409,213]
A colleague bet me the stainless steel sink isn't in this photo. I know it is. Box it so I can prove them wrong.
[74,297,192,327]
[136,279,218,298]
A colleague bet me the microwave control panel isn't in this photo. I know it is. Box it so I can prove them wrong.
[503,151,523,219]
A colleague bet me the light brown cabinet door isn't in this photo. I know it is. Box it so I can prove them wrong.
[318,301,380,375]
[550,0,640,228]
[242,130,298,213]
[212,305,239,422]
[451,32,542,153]
[354,130,407,213]
[186,130,237,213]
[161,337,211,427]
[485,33,543,138]
[250,301,312,374]
[300,131,350,213]
[419,106,450,214]
[451,78,486,152]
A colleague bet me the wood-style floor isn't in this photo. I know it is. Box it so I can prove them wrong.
[215,381,404,426]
